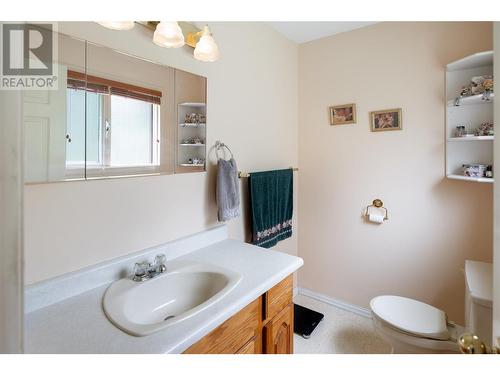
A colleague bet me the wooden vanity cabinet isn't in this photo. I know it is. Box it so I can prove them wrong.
[184,275,294,354]
[264,303,293,354]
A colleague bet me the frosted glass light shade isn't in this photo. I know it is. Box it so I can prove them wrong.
[97,22,135,30]
[194,26,220,62]
[153,22,185,48]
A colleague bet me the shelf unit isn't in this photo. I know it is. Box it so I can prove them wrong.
[179,163,205,167]
[446,93,494,107]
[445,51,494,184]
[446,174,494,184]
[448,136,494,142]
[179,123,206,128]
[177,102,206,170]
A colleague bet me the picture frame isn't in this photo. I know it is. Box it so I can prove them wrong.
[370,108,402,132]
[329,103,356,125]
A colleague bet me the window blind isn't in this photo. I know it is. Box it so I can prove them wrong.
[67,70,162,105]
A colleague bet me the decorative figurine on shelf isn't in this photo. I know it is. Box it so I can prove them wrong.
[193,137,201,144]
[462,164,487,178]
[184,113,206,124]
[471,76,487,95]
[474,121,494,136]
[460,86,472,97]
[483,77,494,92]
[459,75,494,98]
[485,165,493,179]
[185,113,196,124]
[190,158,205,165]
[455,125,466,137]
[186,158,205,165]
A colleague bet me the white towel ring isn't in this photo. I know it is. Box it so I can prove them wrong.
[215,140,234,160]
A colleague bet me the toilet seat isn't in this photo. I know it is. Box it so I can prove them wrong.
[370,295,450,340]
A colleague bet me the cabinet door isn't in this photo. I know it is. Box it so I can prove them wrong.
[264,275,293,324]
[236,335,262,354]
[264,303,293,354]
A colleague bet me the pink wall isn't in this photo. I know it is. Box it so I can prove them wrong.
[298,22,493,323]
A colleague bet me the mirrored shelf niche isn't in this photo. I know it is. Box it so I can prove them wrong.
[175,70,207,173]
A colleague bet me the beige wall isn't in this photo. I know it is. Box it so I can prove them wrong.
[24,22,298,284]
[298,22,493,323]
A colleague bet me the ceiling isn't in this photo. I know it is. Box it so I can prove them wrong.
[268,22,378,44]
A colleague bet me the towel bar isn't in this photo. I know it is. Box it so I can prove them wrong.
[238,167,299,178]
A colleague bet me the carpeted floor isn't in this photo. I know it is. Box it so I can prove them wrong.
[293,294,392,354]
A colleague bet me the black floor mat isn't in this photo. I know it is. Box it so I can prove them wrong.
[294,303,324,339]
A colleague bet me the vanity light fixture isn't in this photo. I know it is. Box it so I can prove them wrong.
[193,25,220,62]
[95,21,220,62]
[97,21,135,31]
[153,21,185,48]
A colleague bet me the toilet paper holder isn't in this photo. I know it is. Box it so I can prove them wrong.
[365,199,389,221]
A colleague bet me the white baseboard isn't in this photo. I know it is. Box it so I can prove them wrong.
[297,287,372,318]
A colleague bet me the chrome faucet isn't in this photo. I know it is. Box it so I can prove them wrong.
[133,254,167,282]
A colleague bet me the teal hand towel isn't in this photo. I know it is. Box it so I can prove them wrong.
[249,169,293,248]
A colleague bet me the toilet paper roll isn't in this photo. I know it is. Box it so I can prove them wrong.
[368,213,385,224]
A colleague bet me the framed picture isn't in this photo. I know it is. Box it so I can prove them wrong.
[329,103,356,125]
[370,108,402,132]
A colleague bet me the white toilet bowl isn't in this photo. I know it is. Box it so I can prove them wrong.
[370,295,463,354]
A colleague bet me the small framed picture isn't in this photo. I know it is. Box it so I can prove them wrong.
[370,108,402,132]
[329,103,356,125]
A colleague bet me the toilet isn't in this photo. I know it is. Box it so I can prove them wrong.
[370,260,492,354]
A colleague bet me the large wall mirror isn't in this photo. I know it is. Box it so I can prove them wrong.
[23,30,207,184]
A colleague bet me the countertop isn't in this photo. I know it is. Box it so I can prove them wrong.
[25,239,303,353]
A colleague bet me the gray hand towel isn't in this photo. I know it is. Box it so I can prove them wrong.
[216,158,240,222]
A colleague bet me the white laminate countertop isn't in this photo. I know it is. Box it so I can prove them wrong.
[25,239,303,353]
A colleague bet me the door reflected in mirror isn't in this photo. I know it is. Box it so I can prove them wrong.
[23,33,86,183]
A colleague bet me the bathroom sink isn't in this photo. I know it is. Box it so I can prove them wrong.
[103,262,242,336]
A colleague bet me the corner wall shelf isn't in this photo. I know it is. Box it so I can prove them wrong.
[446,174,494,184]
[180,163,205,167]
[447,136,494,142]
[445,50,494,184]
[179,123,206,128]
[177,100,207,172]
[447,93,494,107]
[178,102,206,108]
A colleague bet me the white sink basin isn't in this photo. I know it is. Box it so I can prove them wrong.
[103,262,241,336]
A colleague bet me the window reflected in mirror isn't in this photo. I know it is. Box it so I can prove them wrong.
[66,68,162,177]
[84,42,172,179]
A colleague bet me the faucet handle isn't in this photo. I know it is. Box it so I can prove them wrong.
[133,261,151,281]
[154,254,167,273]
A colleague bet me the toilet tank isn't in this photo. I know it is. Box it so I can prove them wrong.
[464,260,493,348]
